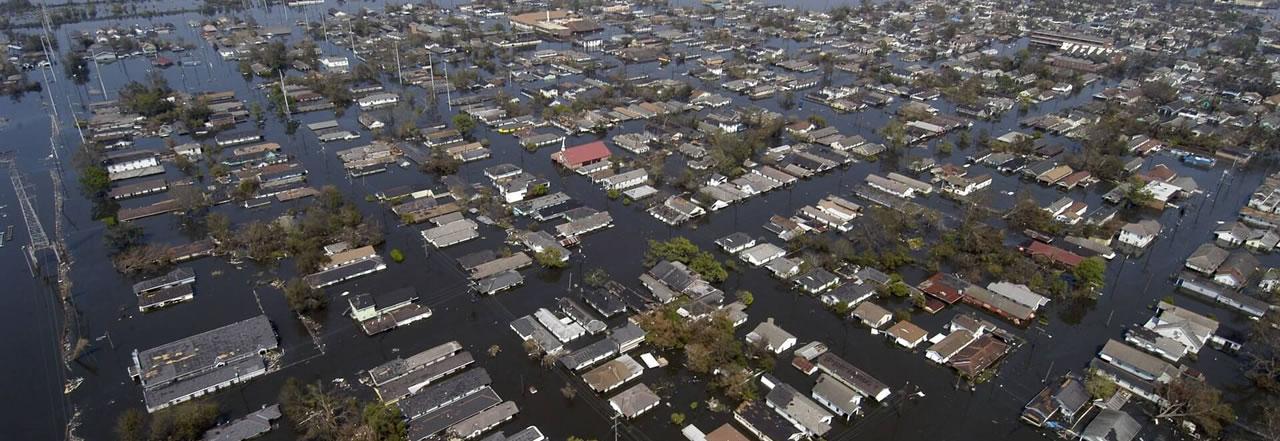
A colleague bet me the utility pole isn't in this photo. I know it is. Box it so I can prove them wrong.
[66,94,84,144]
[428,52,437,96]
[443,59,452,109]
[93,56,108,99]
[611,414,620,441]
[394,40,402,85]
[278,69,291,116]
[37,63,59,122]
[349,24,356,58]
[39,3,56,84]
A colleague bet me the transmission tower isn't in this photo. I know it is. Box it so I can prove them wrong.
[0,152,58,269]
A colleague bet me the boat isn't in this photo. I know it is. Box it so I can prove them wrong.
[1023,229,1054,243]
[1182,154,1216,168]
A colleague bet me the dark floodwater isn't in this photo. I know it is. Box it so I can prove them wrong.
[0,3,1273,441]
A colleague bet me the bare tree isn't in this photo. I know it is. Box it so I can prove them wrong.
[1153,378,1235,437]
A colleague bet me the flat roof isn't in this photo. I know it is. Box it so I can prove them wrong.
[134,315,277,409]
[376,351,476,402]
[369,341,463,386]
[406,386,502,440]
[397,368,492,419]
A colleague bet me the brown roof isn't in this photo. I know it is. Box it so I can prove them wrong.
[886,320,927,343]
[510,9,571,26]
[1144,164,1177,182]
[706,424,751,441]
[1025,241,1083,268]
[918,272,965,304]
[950,335,1009,376]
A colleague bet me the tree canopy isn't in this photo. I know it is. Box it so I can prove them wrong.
[646,237,727,282]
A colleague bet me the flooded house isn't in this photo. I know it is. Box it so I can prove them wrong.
[128,315,279,412]
[746,318,798,354]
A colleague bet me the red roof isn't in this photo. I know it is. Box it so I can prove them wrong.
[919,272,965,304]
[791,356,817,375]
[557,141,611,167]
[1144,164,1177,182]
[1024,241,1083,268]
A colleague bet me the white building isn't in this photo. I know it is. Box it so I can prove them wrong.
[740,243,786,266]
[1118,219,1161,249]
[358,92,399,109]
[600,169,648,191]
[105,150,160,174]
[319,56,349,72]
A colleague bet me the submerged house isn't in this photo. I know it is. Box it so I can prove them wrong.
[129,315,279,412]
[1021,377,1090,427]
[347,287,433,335]
[761,375,833,437]
[552,140,612,171]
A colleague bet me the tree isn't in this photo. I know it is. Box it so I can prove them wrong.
[112,244,174,275]
[284,278,327,314]
[361,403,406,441]
[103,222,143,254]
[1248,313,1280,393]
[390,248,405,263]
[79,165,110,196]
[535,248,566,268]
[118,81,174,117]
[206,213,231,244]
[1140,80,1177,104]
[143,400,220,441]
[1006,194,1056,234]
[881,118,907,148]
[646,237,726,282]
[1250,399,1280,441]
[1125,178,1155,206]
[114,408,147,441]
[584,268,610,287]
[1084,369,1116,400]
[528,183,549,198]
[63,51,88,83]
[670,412,686,425]
[172,184,210,215]
[452,113,476,137]
[1154,378,1235,437]
[422,148,460,176]
[173,154,197,176]
[713,367,758,403]
[1073,257,1106,290]
[688,254,728,283]
[154,403,217,438]
[738,290,754,306]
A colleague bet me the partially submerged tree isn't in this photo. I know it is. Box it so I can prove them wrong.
[1154,378,1235,437]
[284,278,327,315]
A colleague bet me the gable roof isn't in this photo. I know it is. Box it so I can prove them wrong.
[559,141,611,166]
[1080,409,1140,441]
[886,320,927,343]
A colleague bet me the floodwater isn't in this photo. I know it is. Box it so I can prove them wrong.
[0,3,1273,441]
